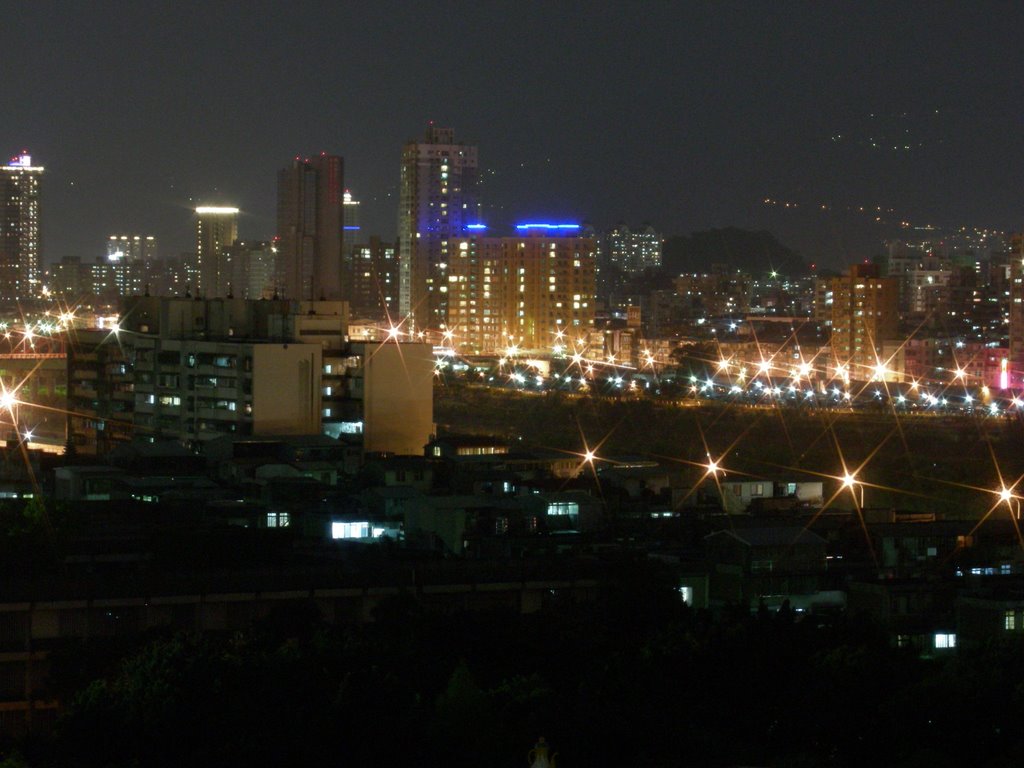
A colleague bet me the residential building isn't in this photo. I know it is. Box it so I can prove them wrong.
[674,271,753,317]
[605,222,662,274]
[1,153,42,302]
[1009,237,1024,375]
[194,206,239,298]
[397,125,480,335]
[350,236,399,320]
[447,228,597,354]
[277,154,344,301]
[68,297,433,457]
[829,264,899,378]
[223,240,277,299]
[106,234,157,264]
[66,328,134,455]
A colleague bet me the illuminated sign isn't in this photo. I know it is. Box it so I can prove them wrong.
[515,223,581,231]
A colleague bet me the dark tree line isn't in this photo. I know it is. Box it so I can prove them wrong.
[6,561,1024,767]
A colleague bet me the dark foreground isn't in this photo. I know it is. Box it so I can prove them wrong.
[2,560,1021,768]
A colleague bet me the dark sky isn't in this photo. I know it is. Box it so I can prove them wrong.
[4,0,1024,267]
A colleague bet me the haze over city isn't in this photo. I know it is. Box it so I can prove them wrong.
[8,4,1024,766]
[4,1,1024,264]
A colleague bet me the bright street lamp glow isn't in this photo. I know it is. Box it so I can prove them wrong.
[842,473,857,488]
[1000,488,1013,503]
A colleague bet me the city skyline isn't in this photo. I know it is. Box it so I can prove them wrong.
[4,3,1024,266]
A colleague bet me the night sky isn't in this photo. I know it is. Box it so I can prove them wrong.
[4,1,1024,267]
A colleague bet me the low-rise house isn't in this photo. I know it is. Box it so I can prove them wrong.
[848,577,960,655]
[713,480,823,515]
[704,526,827,606]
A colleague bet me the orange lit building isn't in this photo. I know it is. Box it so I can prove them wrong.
[448,228,596,354]
[830,264,899,377]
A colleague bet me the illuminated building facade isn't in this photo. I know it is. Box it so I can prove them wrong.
[398,126,480,334]
[448,225,597,354]
[69,297,432,457]
[606,223,662,273]
[223,240,278,299]
[194,206,239,298]
[107,234,157,264]
[350,236,399,320]
[673,272,752,317]
[277,154,343,301]
[1,153,42,302]
[1007,233,1024,381]
[342,188,360,266]
[103,234,157,297]
[829,264,899,377]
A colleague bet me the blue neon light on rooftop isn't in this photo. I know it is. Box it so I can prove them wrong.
[343,226,361,230]
[465,224,488,230]
[515,223,581,230]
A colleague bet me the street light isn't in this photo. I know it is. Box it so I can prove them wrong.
[842,472,865,507]
[999,487,1021,520]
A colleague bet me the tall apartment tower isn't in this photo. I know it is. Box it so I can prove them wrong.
[1008,235,1024,381]
[195,206,239,298]
[351,236,399,320]
[397,125,480,335]
[1,153,43,302]
[277,154,344,301]
[830,264,899,379]
[448,227,597,354]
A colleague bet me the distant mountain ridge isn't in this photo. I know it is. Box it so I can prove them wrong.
[662,228,808,276]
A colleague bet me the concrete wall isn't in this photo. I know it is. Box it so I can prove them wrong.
[362,342,434,456]
[252,344,322,434]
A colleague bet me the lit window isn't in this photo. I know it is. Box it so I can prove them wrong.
[934,633,956,649]
[332,521,370,539]
[1006,610,1017,631]
[547,501,579,516]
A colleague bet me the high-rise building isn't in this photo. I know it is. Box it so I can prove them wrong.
[277,154,343,301]
[830,264,899,379]
[1009,238,1024,379]
[224,240,278,300]
[195,206,239,298]
[104,235,155,298]
[398,125,480,335]
[1,153,43,302]
[350,236,399,320]
[448,225,596,354]
[107,234,157,264]
[343,190,360,229]
[606,223,662,274]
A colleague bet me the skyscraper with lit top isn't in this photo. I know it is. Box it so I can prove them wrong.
[397,125,480,335]
[1,153,42,302]
[194,206,239,298]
